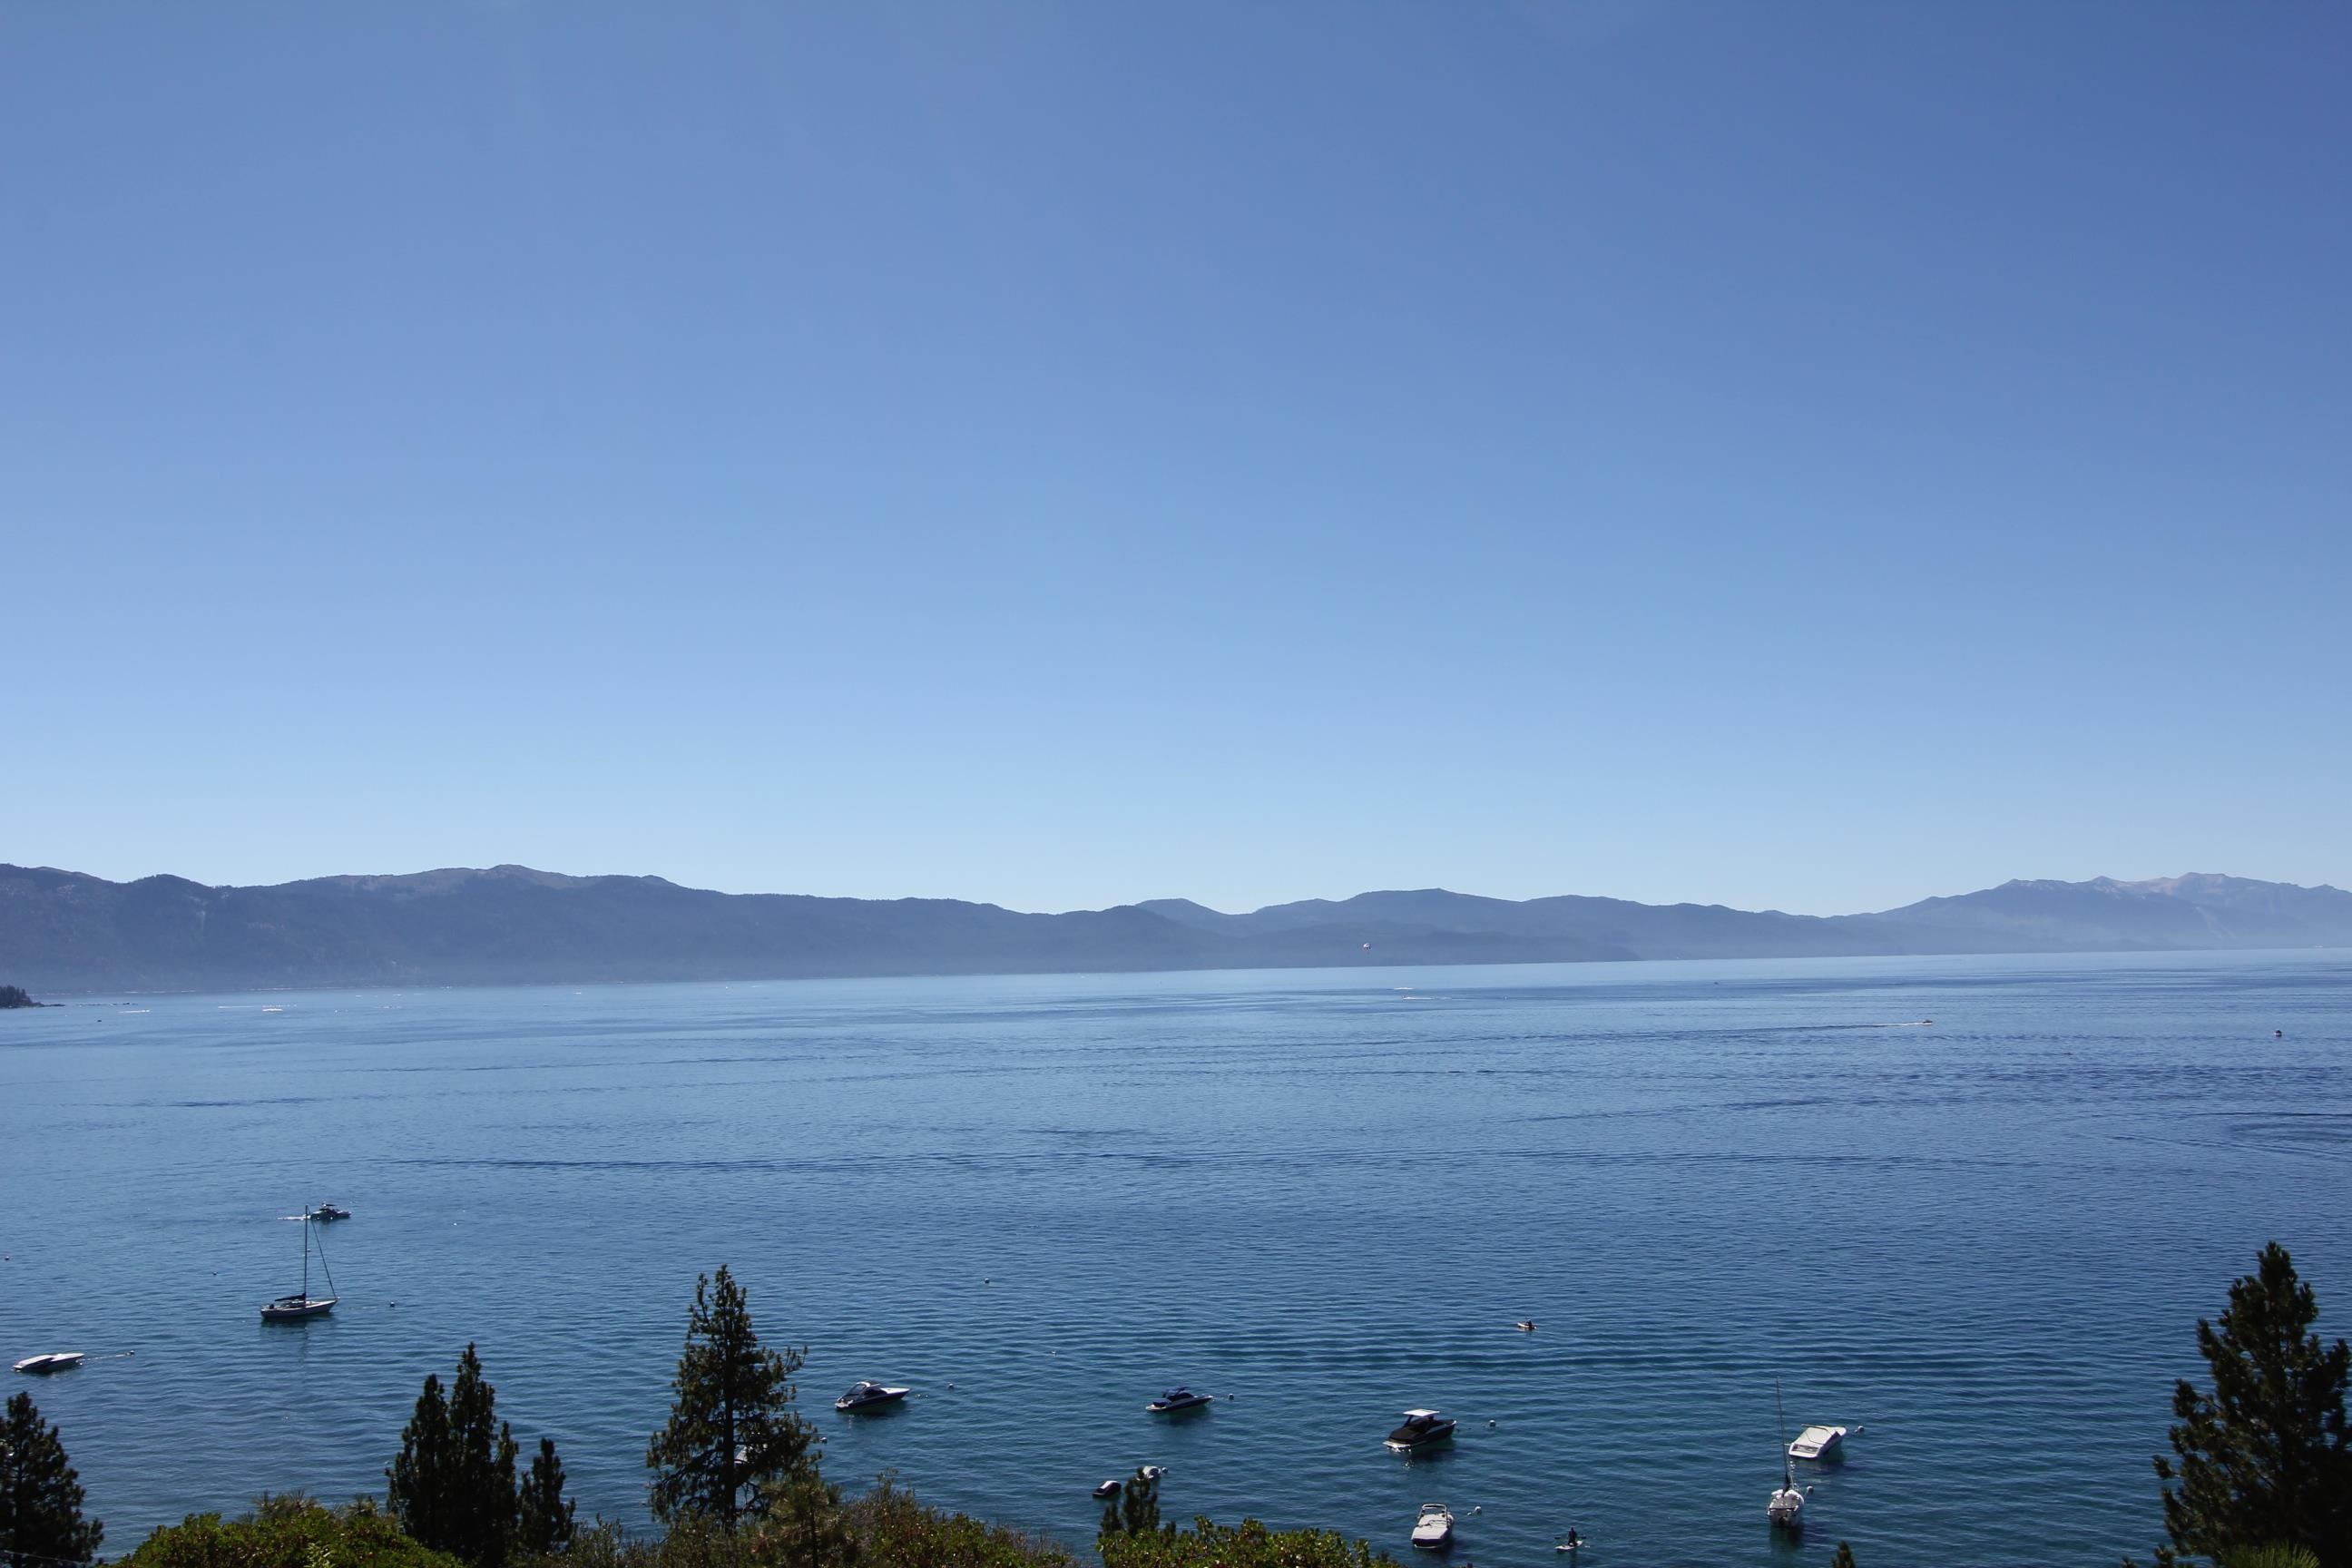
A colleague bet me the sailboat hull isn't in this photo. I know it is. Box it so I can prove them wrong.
[262,1297,337,1322]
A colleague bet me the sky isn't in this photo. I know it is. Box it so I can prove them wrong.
[2,2,2346,916]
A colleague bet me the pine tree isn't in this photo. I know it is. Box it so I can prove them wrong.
[1831,1543,1858,1568]
[517,1438,574,1556]
[645,1266,818,1526]
[0,1392,103,1568]
[2152,1243,2352,1568]
[389,1346,521,1568]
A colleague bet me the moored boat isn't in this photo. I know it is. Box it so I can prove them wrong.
[12,1352,84,1375]
[261,1207,338,1323]
[1146,1386,1212,1414]
[1385,1409,1457,1453]
[1411,1503,1455,1550]
[835,1381,911,1411]
[1788,1423,1849,1462]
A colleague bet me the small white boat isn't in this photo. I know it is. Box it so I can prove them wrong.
[1514,1319,1537,1332]
[13,1352,84,1375]
[1147,1387,1212,1414]
[1411,1503,1455,1550]
[1386,1408,1458,1453]
[1137,1465,1167,1482]
[1788,1424,1848,1462]
[834,1381,910,1412]
[1093,1478,1122,1499]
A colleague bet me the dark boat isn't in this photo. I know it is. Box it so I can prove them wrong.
[835,1380,911,1412]
[1146,1386,1212,1414]
[1385,1409,1457,1453]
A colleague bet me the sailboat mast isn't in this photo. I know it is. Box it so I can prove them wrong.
[301,1210,310,1298]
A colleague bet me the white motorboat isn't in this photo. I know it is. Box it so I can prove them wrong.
[1147,1387,1212,1414]
[1788,1423,1849,1462]
[261,1207,338,1322]
[835,1380,910,1412]
[1386,1409,1457,1453]
[1137,1465,1167,1482]
[1411,1504,1455,1550]
[13,1352,84,1375]
[1093,1478,1122,1499]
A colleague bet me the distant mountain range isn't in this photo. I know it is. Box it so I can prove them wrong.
[2,864,2347,994]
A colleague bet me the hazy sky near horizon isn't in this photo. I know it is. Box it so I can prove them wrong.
[4,3,2347,916]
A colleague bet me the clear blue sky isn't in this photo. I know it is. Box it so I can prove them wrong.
[3,3,2345,916]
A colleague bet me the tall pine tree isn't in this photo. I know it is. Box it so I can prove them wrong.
[0,1392,103,1568]
[517,1437,574,1557]
[645,1266,817,1526]
[2152,1243,2352,1568]
[388,1345,522,1568]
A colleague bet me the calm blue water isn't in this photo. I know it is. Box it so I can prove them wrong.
[4,953,2349,1567]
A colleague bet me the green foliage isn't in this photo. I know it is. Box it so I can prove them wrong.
[1096,1518,1402,1568]
[0,985,37,1009]
[520,1438,576,1557]
[646,1267,818,1527]
[122,1496,461,1568]
[1831,1543,1857,1568]
[1,1390,103,1568]
[2223,1548,2324,1568]
[844,1475,1073,1568]
[2151,1244,2352,1568]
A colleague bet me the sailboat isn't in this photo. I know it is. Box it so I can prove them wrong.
[1766,1379,1811,1531]
[261,1207,338,1322]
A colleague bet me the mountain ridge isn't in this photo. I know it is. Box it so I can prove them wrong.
[2,863,2346,994]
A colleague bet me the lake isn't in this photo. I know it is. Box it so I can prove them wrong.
[3,951,2347,1566]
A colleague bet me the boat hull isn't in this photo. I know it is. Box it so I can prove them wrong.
[836,1391,909,1412]
[261,1297,336,1322]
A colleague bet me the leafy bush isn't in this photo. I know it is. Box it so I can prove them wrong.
[122,1495,466,1568]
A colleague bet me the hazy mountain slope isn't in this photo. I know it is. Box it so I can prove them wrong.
[2,865,2343,993]
[1856,873,2352,950]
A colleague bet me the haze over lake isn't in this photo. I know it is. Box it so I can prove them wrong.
[5,952,2348,1566]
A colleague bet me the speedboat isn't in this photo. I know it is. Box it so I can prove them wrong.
[835,1381,911,1412]
[1411,1504,1455,1550]
[1093,1478,1122,1499]
[1385,1409,1457,1453]
[309,1204,350,1222]
[1788,1424,1848,1462]
[1147,1387,1212,1414]
[12,1352,84,1375]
